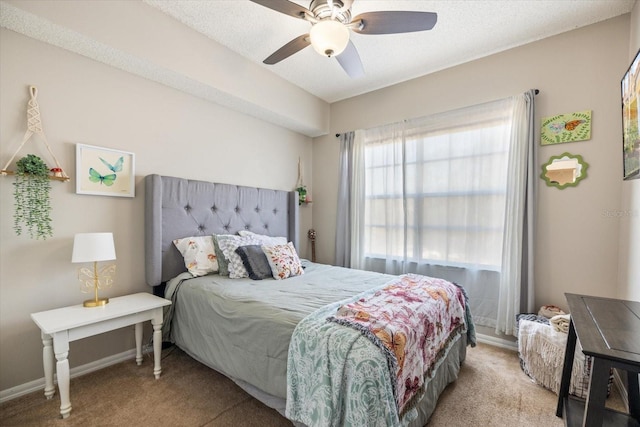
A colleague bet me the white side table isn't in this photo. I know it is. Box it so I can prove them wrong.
[31,292,171,419]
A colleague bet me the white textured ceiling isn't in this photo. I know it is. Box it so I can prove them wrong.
[144,0,636,103]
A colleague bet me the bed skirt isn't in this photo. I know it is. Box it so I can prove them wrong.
[180,334,467,426]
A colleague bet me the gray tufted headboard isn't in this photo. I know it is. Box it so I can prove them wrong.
[145,174,299,287]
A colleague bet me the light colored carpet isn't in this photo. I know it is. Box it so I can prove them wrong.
[429,343,623,426]
[0,342,625,426]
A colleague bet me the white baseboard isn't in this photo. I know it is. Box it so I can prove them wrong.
[475,332,518,351]
[0,348,138,404]
[613,369,630,410]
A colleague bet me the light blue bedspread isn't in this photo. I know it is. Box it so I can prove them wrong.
[162,261,394,400]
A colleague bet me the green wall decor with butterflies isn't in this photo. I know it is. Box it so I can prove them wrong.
[540,110,592,145]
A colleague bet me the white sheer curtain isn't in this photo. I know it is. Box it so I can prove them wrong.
[338,91,536,335]
[495,91,536,335]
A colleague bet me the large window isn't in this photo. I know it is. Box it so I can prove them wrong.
[362,107,512,272]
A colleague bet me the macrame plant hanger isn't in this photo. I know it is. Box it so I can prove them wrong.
[295,157,308,205]
[1,86,70,181]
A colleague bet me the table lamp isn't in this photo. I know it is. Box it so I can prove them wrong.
[71,232,116,307]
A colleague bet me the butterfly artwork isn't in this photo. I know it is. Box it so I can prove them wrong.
[541,111,591,145]
[78,264,116,293]
[548,120,586,134]
[548,122,565,133]
[77,145,135,196]
[564,120,585,131]
[99,156,123,173]
[88,167,117,186]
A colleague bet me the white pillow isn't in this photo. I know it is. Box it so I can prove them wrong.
[262,242,304,280]
[238,230,287,246]
[173,236,218,277]
[217,235,264,279]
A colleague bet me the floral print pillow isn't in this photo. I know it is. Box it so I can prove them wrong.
[173,236,218,277]
[262,242,304,280]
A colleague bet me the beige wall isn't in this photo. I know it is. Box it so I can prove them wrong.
[312,15,633,314]
[619,3,640,302]
[0,29,312,391]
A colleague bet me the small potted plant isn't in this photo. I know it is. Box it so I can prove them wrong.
[13,154,53,239]
[296,185,307,206]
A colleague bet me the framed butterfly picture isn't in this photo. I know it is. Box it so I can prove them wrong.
[76,144,135,197]
[540,110,592,146]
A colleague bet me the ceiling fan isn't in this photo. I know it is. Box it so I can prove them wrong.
[249,0,437,78]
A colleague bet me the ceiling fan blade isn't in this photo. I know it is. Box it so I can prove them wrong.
[336,40,364,78]
[263,34,311,65]
[249,0,310,20]
[352,11,437,35]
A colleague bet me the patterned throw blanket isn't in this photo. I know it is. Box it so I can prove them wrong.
[328,274,467,416]
[286,274,473,427]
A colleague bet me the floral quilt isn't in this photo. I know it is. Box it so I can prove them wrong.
[286,274,473,427]
[329,274,466,416]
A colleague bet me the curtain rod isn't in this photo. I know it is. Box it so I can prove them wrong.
[336,89,540,137]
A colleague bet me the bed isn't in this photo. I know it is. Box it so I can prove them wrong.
[144,174,474,426]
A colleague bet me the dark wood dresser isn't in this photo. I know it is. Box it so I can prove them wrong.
[556,293,640,427]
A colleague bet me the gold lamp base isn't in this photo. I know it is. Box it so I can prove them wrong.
[79,260,114,308]
[83,297,109,307]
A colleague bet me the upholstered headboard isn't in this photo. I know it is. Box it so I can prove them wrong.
[145,174,299,287]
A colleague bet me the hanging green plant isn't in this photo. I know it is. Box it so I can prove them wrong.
[296,185,307,206]
[13,154,53,239]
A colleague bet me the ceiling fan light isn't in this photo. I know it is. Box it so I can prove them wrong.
[309,19,349,57]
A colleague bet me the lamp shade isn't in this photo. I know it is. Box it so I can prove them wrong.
[309,20,349,57]
[72,233,116,263]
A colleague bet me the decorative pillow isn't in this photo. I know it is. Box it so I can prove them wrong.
[235,245,273,280]
[173,236,218,277]
[212,234,235,276]
[262,242,304,280]
[218,235,264,279]
[238,230,287,246]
